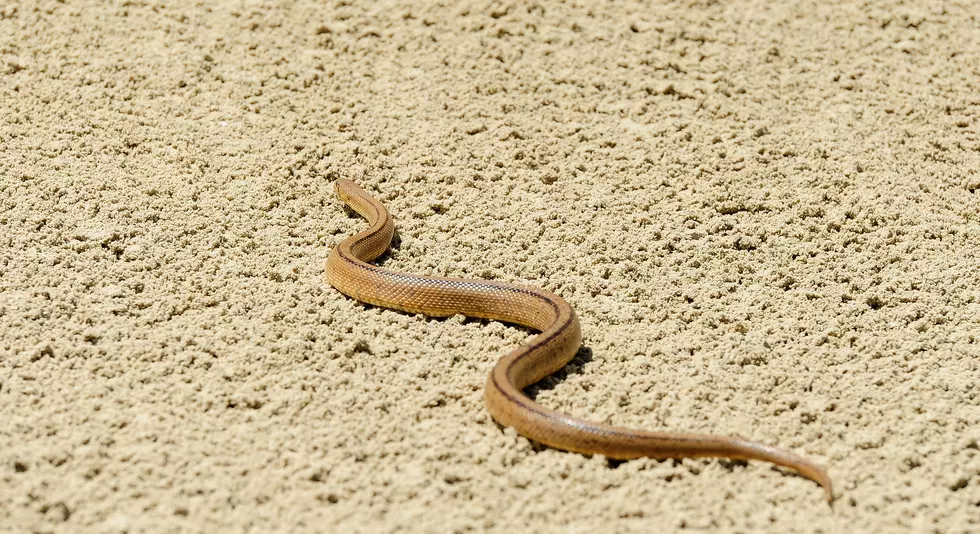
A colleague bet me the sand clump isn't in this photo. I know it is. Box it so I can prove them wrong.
[2,0,979,532]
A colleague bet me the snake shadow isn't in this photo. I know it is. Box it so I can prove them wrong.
[524,345,593,399]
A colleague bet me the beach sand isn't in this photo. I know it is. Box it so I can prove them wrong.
[2,0,978,532]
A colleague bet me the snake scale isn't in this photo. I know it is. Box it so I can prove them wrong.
[326,179,832,502]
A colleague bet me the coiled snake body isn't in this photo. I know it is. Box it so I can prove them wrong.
[326,179,832,501]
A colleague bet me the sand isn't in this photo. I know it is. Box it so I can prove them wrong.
[2,0,979,532]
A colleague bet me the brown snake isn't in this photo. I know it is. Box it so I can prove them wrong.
[326,179,833,502]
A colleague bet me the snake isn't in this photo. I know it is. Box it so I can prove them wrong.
[325,179,833,502]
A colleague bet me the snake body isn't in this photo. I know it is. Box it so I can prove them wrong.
[326,179,832,501]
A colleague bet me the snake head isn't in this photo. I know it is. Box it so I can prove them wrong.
[334,178,359,202]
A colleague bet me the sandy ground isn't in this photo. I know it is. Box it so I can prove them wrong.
[2,0,979,532]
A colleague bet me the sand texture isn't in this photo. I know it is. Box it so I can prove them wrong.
[2,0,979,532]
